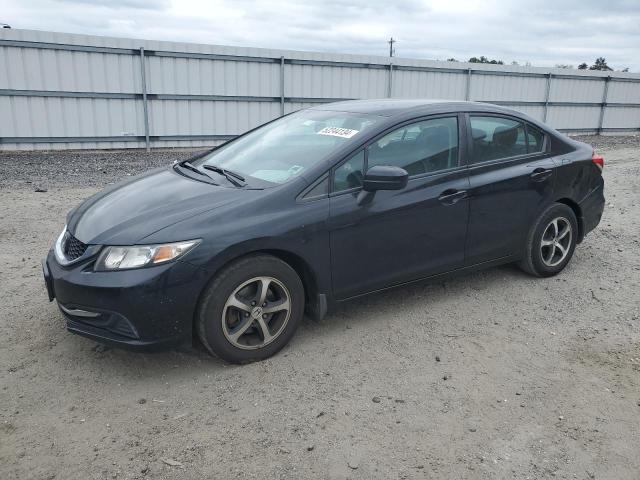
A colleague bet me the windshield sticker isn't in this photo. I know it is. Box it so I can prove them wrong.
[317,127,359,139]
[288,165,304,176]
[251,170,292,183]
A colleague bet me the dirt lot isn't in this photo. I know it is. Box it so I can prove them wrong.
[1,136,639,480]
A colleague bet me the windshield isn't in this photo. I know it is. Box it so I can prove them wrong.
[193,110,381,184]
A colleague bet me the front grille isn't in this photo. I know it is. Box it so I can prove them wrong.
[63,232,88,260]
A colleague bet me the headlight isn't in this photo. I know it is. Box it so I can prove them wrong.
[54,225,68,265]
[94,240,200,271]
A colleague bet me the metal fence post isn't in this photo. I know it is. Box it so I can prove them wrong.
[597,75,610,134]
[388,63,393,98]
[465,68,472,100]
[280,56,285,116]
[543,73,552,122]
[139,47,150,151]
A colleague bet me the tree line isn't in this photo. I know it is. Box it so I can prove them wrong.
[446,56,629,72]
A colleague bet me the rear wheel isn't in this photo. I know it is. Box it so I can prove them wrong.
[196,254,305,363]
[519,203,578,277]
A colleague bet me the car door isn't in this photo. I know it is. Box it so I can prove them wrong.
[464,114,556,265]
[328,115,471,300]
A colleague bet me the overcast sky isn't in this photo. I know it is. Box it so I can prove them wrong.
[1,0,638,71]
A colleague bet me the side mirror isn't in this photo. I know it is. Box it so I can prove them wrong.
[363,165,409,192]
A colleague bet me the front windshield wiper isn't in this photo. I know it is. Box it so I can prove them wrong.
[175,160,218,184]
[202,165,246,187]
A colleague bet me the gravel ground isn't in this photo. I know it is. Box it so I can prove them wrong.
[1,136,639,480]
[1,134,637,191]
[0,148,206,190]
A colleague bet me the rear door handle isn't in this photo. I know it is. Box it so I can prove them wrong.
[530,168,552,182]
[438,189,467,205]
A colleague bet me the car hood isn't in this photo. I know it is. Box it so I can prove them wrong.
[68,167,253,245]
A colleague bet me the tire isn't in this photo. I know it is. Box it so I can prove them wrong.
[518,203,578,277]
[196,254,305,363]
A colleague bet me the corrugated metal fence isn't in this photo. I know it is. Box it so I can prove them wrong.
[2,29,640,151]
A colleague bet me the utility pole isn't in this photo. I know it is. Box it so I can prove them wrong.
[388,37,395,57]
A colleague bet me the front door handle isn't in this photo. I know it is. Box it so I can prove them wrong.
[531,168,552,182]
[438,189,467,205]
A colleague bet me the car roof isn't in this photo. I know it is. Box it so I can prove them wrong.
[310,98,522,118]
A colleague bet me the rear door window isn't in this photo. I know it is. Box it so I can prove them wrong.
[470,116,527,163]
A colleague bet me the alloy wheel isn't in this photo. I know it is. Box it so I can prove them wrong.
[221,276,291,350]
[540,217,572,267]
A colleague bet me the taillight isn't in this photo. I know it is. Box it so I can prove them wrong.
[592,151,604,172]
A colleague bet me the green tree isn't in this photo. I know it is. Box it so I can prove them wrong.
[589,57,612,71]
[578,63,588,70]
[468,56,504,65]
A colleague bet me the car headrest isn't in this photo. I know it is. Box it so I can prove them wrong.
[472,128,487,141]
[416,125,450,146]
[493,125,518,147]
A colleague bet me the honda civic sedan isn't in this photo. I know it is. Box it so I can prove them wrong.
[43,99,605,363]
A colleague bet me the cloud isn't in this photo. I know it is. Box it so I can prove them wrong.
[1,0,638,71]
[55,0,171,9]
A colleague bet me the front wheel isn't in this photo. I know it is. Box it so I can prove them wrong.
[519,203,578,277]
[196,254,305,363]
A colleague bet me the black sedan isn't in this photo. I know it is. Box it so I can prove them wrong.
[43,99,605,363]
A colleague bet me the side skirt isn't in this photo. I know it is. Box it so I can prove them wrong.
[335,254,518,304]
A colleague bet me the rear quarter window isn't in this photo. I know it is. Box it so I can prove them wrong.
[526,124,546,153]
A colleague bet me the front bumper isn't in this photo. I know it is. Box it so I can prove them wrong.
[44,249,207,351]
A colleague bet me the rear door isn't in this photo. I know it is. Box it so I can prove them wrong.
[464,114,556,265]
[328,115,470,299]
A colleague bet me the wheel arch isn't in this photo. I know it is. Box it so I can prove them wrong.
[192,247,325,343]
[554,197,584,242]
[261,249,320,307]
